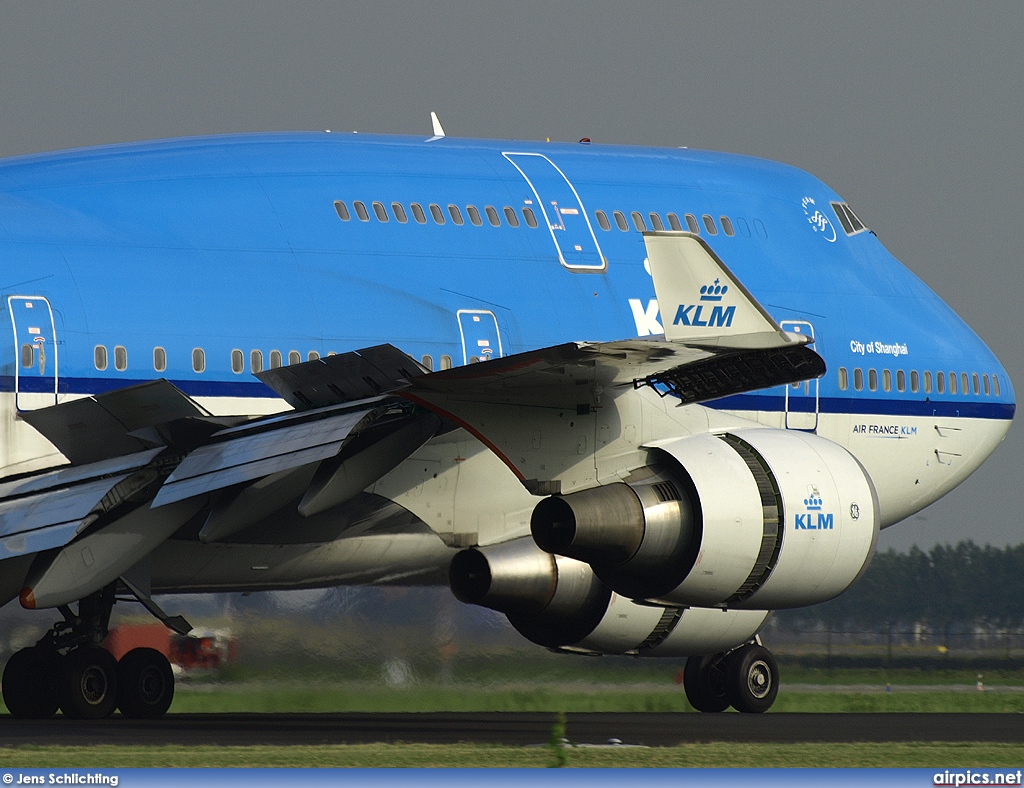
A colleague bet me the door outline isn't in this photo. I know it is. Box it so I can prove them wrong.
[457,309,503,366]
[502,152,607,272]
[781,320,818,430]
[9,295,59,410]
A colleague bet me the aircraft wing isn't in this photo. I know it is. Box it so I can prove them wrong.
[0,232,820,609]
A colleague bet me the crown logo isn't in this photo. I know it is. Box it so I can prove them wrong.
[699,278,728,302]
[804,490,823,511]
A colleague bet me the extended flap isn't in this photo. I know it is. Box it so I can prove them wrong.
[152,400,397,507]
[20,380,220,465]
[256,344,428,410]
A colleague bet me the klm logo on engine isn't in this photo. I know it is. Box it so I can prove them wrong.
[673,278,736,328]
[794,488,834,531]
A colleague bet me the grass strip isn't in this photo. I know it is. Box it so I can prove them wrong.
[1,742,1023,768]
[167,683,1024,714]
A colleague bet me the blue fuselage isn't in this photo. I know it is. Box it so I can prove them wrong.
[0,132,1013,423]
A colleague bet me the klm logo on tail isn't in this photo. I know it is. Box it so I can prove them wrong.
[673,279,736,328]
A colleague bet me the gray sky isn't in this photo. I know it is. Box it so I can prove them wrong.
[0,1,1019,551]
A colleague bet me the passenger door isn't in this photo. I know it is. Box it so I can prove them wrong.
[9,295,59,410]
[782,320,818,431]
[503,152,606,271]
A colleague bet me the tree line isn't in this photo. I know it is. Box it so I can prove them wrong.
[778,541,1024,630]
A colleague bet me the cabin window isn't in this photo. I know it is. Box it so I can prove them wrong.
[485,206,501,226]
[19,344,32,368]
[896,369,906,392]
[910,370,919,393]
[983,374,991,396]
[231,349,244,373]
[411,203,427,224]
[838,367,848,391]
[962,373,970,395]
[522,207,538,228]
[721,217,735,237]
[251,350,263,374]
[440,354,453,370]
[685,214,700,234]
[702,215,718,235]
[288,350,301,366]
[853,368,863,391]
[153,347,167,372]
[192,348,205,373]
[667,213,683,231]
[613,211,629,231]
[937,372,945,394]
[392,203,408,223]
[269,350,282,369]
[112,345,127,372]
[737,217,752,237]
[868,369,877,391]
[948,372,957,395]
[649,213,665,231]
[372,202,389,222]
[308,351,320,361]
[631,212,646,232]
[504,207,520,227]
[972,372,980,395]
[429,204,445,224]
[595,210,611,231]
[994,375,1001,396]
[354,201,369,221]
[923,370,932,393]
[421,355,434,371]
[94,345,108,371]
[448,205,464,225]
[333,201,350,221]
[467,205,483,226]
[882,369,891,392]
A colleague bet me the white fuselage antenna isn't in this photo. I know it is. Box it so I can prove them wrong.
[430,111,446,138]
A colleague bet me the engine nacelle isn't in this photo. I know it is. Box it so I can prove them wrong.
[531,428,880,610]
[448,537,768,655]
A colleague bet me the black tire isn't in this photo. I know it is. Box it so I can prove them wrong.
[724,644,779,713]
[58,646,118,720]
[682,653,730,713]
[2,647,59,719]
[117,648,174,719]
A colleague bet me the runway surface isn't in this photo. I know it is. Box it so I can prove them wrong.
[0,713,1022,747]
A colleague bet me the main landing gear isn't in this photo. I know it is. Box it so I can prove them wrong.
[683,640,779,713]
[2,585,177,720]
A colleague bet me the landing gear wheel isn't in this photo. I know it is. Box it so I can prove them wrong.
[682,653,730,713]
[117,648,174,719]
[58,646,118,719]
[2,647,59,719]
[724,644,778,713]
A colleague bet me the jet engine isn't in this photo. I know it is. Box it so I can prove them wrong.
[448,537,768,656]
[531,428,880,610]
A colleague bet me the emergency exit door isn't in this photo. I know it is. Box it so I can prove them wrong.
[9,296,58,410]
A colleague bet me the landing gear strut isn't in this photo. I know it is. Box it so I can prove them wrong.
[683,641,779,713]
[1,581,181,720]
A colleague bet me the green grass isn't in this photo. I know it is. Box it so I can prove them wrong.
[1,742,1023,767]
[164,678,1024,714]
